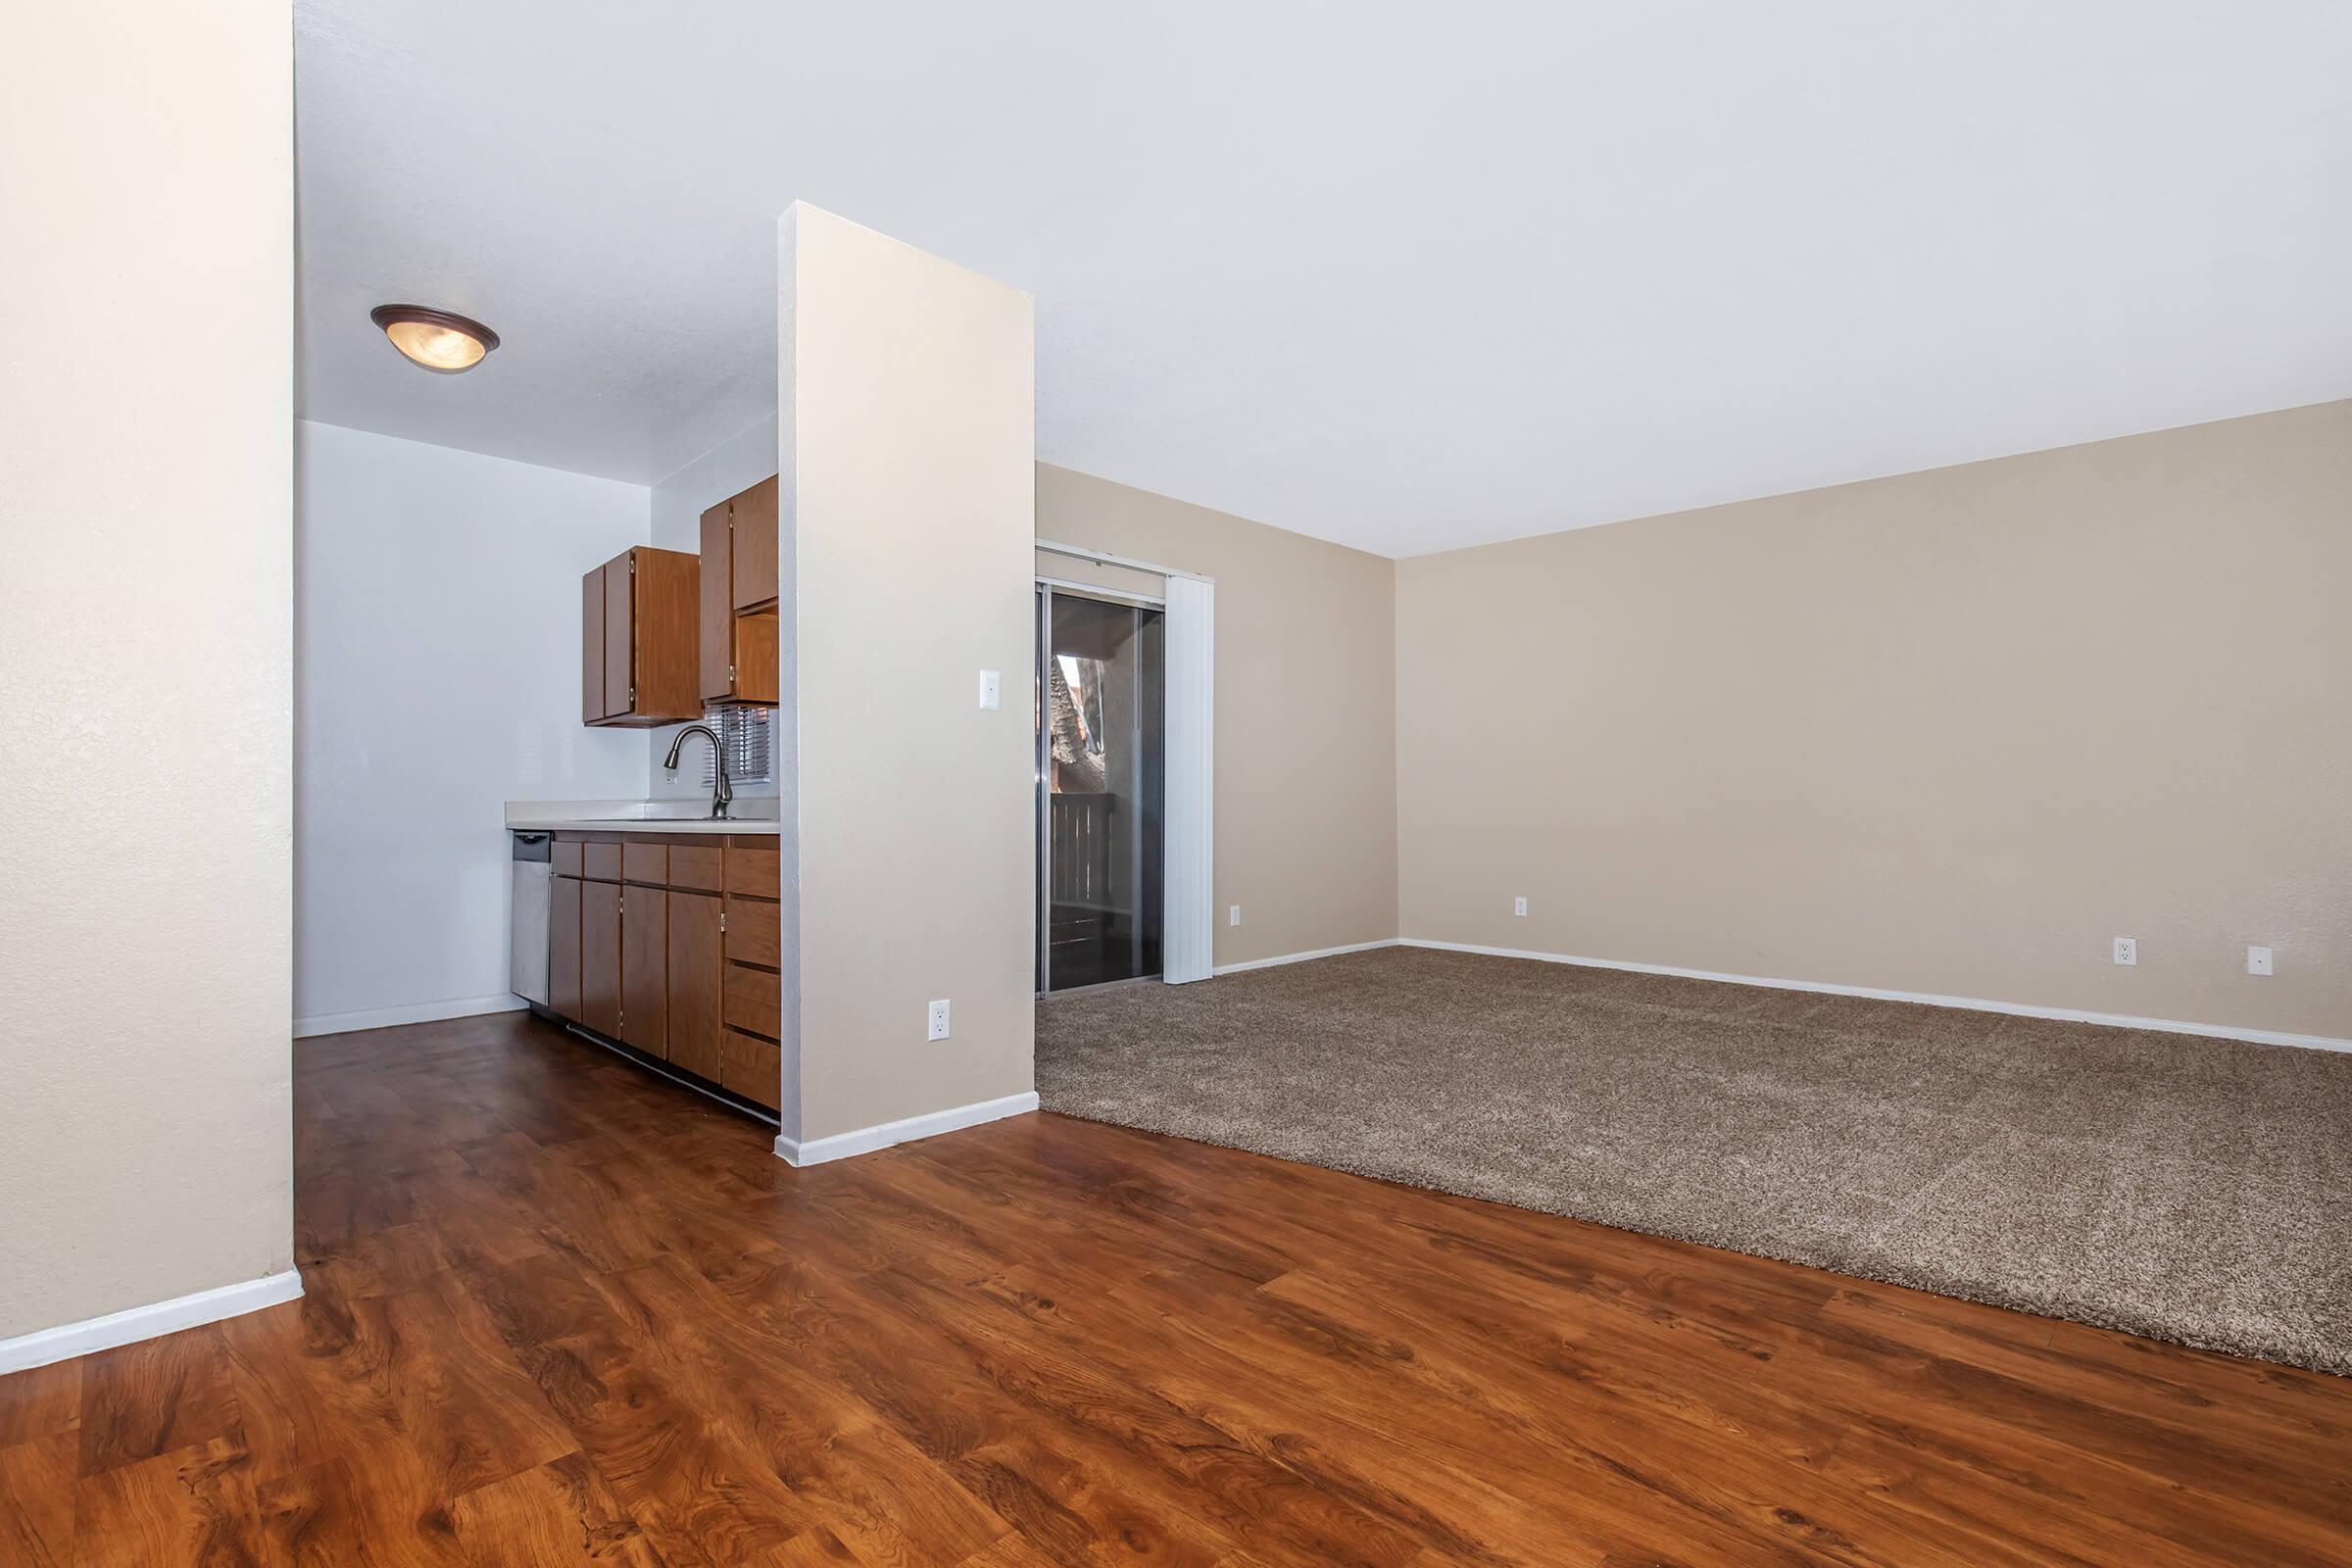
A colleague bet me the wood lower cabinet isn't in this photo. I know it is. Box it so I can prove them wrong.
[581,879,622,1039]
[541,831,780,1116]
[550,874,582,1019]
[666,892,724,1082]
[619,886,667,1058]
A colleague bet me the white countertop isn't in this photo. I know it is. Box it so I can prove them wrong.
[505,800,782,835]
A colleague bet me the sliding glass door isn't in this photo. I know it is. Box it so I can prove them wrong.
[1036,585,1165,991]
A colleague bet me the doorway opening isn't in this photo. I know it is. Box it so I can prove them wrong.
[1036,583,1165,991]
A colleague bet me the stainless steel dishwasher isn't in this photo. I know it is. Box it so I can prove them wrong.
[510,831,551,1006]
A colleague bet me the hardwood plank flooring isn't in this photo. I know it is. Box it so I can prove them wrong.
[4,1010,2348,1566]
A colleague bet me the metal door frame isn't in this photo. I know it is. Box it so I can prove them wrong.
[1036,577,1167,998]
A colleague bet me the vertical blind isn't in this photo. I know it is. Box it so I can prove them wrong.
[700,706,773,787]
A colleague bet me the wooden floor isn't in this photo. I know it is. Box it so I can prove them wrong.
[5,1015,2348,1567]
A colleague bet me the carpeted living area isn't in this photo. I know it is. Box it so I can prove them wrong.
[1036,945,2352,1374]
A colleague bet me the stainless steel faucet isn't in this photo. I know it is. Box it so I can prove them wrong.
[663,723,732,819]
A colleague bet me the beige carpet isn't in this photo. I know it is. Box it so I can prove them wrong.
[1036,946,2352,1374]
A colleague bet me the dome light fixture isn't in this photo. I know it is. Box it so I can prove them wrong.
[369,304,499,373]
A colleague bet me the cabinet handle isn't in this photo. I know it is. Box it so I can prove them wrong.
[719,910,727,933]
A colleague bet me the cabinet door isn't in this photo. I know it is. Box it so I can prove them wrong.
[603,556,633,720]
[581,568,606,722]
[620,886,667,1058]
[549,874,582,1020]
[666,891,723,1083]
[731,475,779,611]
[699,500,733,701]
[581,879,622,1038]
[632,549,702,720]
[732,611,780,707]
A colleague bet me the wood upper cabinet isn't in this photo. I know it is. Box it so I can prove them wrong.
[731,475,779,610]
[581,569,607,722]
[666,891,723,1083]
[619,886,667,1059]
[581,879,622,1039]
[699,476,781,706]
[583,546,702,727]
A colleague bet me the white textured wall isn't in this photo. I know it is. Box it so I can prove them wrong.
[646,414,783,802]
[295,422,655,1029]
[0,0,293,1339]
[786,206,1036,1141]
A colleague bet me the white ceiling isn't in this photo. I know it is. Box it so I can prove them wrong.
[295,2,2352,559]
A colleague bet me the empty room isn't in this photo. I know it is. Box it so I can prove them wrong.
[3,3,2347,1564]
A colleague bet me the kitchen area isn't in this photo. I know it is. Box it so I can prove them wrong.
[298,204,1040,1165]
[505,472,787,1118]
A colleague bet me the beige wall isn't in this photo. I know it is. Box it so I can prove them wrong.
[787,206,1038,1142]
[1037,466,1400,968]
[1397,401,2352,1041]
[0,0,293,1340]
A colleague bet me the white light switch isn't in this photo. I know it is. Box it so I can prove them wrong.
[978,670,1001,710]
[1229,905,1242,926]
[927,999,952,1040]
[2247,946,2274,976]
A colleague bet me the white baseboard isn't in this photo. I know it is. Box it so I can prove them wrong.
[1213,938,1400,976]
[1398,939,2351,1054]
[294,994,528,1039]
[775,1091,1040,1168]
[0,1269,304,1376]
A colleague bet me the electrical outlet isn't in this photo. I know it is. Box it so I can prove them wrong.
[2112,936,2136,966]
[1513,896,1528,917]
[1229,905,1241,927]
[927,999,952,1040]
[2247,946,2274,976]
[977,670,1001,710]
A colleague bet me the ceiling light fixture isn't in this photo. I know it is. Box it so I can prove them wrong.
[369,304,499,373]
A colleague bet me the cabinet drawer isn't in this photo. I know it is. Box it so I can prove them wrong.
[722,1029,781,1110]
[668,844,722,893]
[724,962,780,1040]
[583,842,623,882]
[724,896,780,968]
[621,840,668,885]
[551,839,583,878]
[724,846,780,898]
